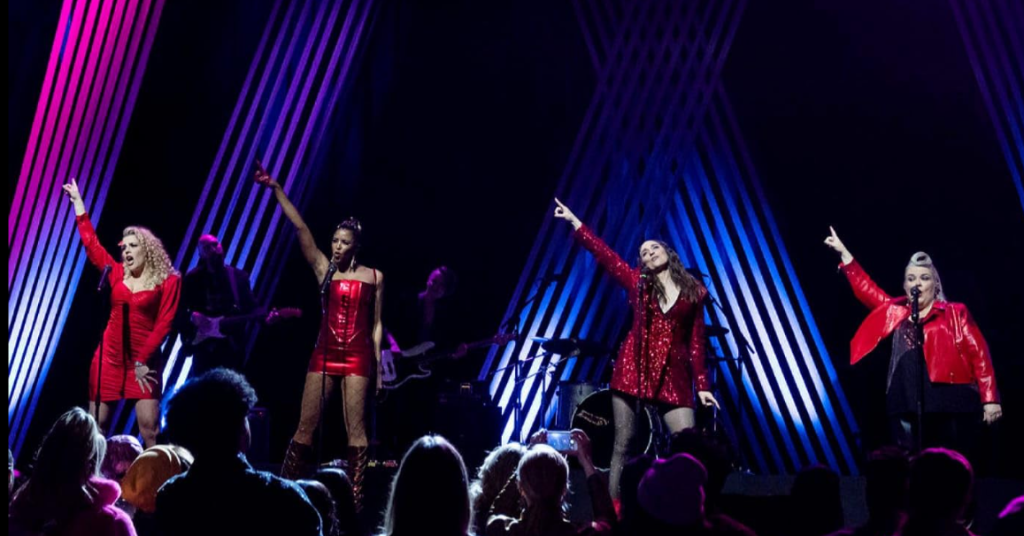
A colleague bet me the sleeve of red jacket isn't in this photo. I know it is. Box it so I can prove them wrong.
[839,259,891,310]
[689,288,712,392]
[573,224,637,289]
[957,304,1000,404]
[75,213,118,273]
[136,275,181,365]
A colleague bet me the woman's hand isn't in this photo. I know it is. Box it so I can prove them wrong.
[824,226,854,265]
[983,403,1003,425]
[527,428,548,447]
[134,362,159,394]
[698,390,720,409]
[62,178,87,215]
[253,159,280,189]
[569,429,596,476]
[554,198,582,230]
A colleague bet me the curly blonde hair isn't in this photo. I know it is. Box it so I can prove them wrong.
[122,226,178,289]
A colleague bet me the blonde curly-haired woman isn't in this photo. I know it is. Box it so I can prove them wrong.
[63,178,181,447]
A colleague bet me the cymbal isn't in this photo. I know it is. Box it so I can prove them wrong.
[533,337,610,357]
[705,325,730,337]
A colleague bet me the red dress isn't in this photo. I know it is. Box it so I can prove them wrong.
[308,278,377,377]
[76,214,181,401]
[575,225,711,408]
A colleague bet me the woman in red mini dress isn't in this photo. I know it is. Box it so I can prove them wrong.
[63,179,181,447]
[256,165,383,510]
[554,199,719,499]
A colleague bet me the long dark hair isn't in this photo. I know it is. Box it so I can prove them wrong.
[516,445,570,535]
[639,240,703,305]
[9,408,107,532]
[382,435,471,536]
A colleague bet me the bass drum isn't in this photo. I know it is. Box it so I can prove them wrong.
[571,389,653,470]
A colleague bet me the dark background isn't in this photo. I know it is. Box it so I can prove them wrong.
[10,0,1023,475]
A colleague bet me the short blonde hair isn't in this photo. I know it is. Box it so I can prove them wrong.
[906,251,946,301]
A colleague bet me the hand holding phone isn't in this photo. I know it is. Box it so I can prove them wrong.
[545,430,577,453]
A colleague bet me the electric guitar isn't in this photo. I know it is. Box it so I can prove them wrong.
[380,333,516,390]
[190,307,302,346]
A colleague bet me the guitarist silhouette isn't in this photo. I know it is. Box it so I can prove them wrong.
[178,235,259,376]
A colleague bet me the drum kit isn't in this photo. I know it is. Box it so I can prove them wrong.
[494,269,751,468]
[519,325,737,469]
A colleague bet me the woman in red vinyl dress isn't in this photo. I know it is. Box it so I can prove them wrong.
[255,164,383,510]
[553,199,719,499]
[63,179,181,448]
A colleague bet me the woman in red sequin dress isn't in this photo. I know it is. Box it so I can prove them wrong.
[63,179,181,447]
[554,199,719,499]
[256,165,383,509]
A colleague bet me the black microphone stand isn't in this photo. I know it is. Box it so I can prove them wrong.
[94,266,112,427]
[706,290,755,472]
[498,276,557,441]
[315,262,337,467]
[910,287,924,453]
[635,273,649,452]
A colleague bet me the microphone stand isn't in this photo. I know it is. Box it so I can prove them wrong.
[315,262,337,467]
[94,266,112,427]
[706,291,755,471]
[910,287,924,453]
[635,273,648,452]
[498,276,557,441]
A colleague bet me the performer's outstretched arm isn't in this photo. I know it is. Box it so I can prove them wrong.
[825,226,891,309]
[255,160,331,282]
[554,197,636,288]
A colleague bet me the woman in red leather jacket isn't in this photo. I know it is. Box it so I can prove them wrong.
[824,227,1002,450]
[256,165,383,511]
[63,179,181,448]
[555,199,719,499]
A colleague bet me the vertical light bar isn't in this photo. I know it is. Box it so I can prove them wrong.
[8,0,166,457]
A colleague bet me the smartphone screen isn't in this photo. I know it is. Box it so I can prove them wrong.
[546,430,576,452]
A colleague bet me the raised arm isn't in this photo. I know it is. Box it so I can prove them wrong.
[254,161,330,281]
[64,179,118,272]
[553,198,636,288]
[825,226,890,309]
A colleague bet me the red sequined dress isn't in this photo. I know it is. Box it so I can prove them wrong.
[76,213,181,401]
[308,276,377,377]
[574,225,711,408]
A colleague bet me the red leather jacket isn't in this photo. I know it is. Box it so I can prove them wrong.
[840,260,999,403]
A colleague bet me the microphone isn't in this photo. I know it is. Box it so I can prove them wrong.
[909,286,921,323]
[97,265,112,293]
[638,272,648,291]
[320,262,338,295]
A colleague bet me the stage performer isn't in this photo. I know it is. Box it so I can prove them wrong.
[824,226,1001,451]
[553,198,719,500]
[63,178,181,448]
[255,162,383,511]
